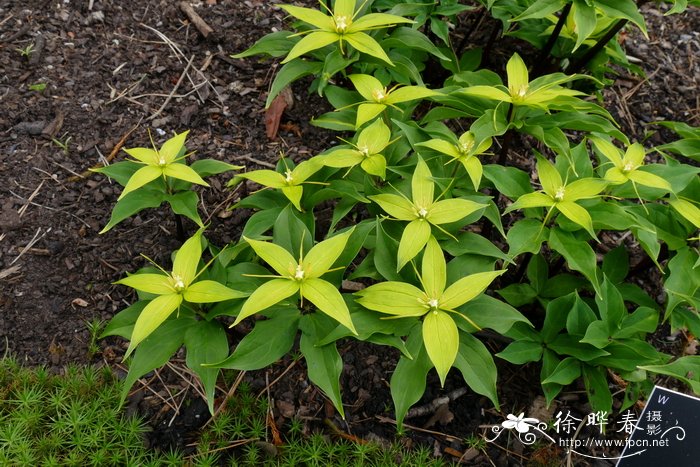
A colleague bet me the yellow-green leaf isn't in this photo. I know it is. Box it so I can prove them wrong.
[423,310,458,387]
[159,130,189,164]
[302,227,355,278]
[556,201,595,237]
[603,167,628,184]
[234,279,299,326]
[462,156,483,191]
[358,118,391,154]
[349,13,414,31]
[385,86,439,104]
[162,163,209,187]
[282,185,304,211]
[397,219,431,271]
[440,270,505,310]
[184,280,247,303]
[124,147,158,164]
[356,103,386,129]
[119,165,162,200]
[279,5,334,30]
[536,156,563,198]
[427,198,485,225]
[241,170,286,188]
[334,0,356,18]
[344,32,393,65]
[369,194,416,220]
[172,231,203,286]
[291,158,323,183]
[301,278,357,334]
[412,157,434,210]
[624,142,646,167]
[349,74,384,101]
[422,236,446,299]
[361,154,387,179]
[460,85,511,102]
[563,178,607,201]
[669,198,700,229]
[323,148,363,167]
[282,31,339,63]
[244,236,297,277]
[356,282,426,316]
[125,293,183,359]
[504,192,554,212]
[116,273,173,295]
[506,53,529,98]
[627,170,672,191]
[589,136,623,167]
[416,139,461,159]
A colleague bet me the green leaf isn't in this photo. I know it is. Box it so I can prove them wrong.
[121,316,192,401]
[382,27,451,62]
[163,163,209,187]
[614,307,659,339]
[595,277,625,332]
[507,219,547,256]
[412,157,434,210]
[583,365,613,415]
[497,340,543,364]
[369,194,416,220]
[349,74,384,101]
[100,301,147,339]
[639,356,700,393]
[300,315,346,418]
[571,0,597,51]
[483,165,533,199]
[664,247,700,318]
[536,155,563,198]
[453,333,500,409]
[565,294,597,336]
[234,279,299,325]
[397,219,431,271]
[527,254,549,293]
[184,280,247,303]
[548,228,600,295]
[345,31,394,65]
[542,293,575,342]
[279,5,334,30]
[602,246,629,284]
[442,232,511,262]
[119,165,163,199]
[274,205,313,262]
[232,30,296,58]
[266,59,324,108]
[542,357,581,385]
[302,278,357,334]
[166,191,203,227]
[185,320,229,414]
[210,308,300,370]
[100,189,165,233]
[506,192,555,211]
[125,293,183,359]
[580,320,612,349]
[190,159,242,177]
[91,160,141,187]
[548,334,610,360]
[390,325,432,429]
[595,0,648,37]
[511,0,566,21]
[497,283,538,307]
[283,31,339,64]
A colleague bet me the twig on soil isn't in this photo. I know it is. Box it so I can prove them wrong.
[257,359,299,399]
[0,265,22,281]
[405,386,469,420]
[622,65,661,101]
[148,55,195,121]
[232,153,276,169]
[17,180,44,217]
[9,189,91,228]
[11,227,52,265]
[179,2,215,39]
[375,415,462,442]
[1,23,29,43]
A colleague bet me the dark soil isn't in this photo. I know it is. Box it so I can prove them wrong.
[0,1,698,465]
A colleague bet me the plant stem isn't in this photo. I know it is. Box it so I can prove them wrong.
[534,2,572,77]
[565,18,628,74]
[455,7,486,58]
[482,21,502,68]
[497,103,515,166]
[175,213,185,241]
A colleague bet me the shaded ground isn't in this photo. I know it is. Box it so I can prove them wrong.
[0,1,698,465]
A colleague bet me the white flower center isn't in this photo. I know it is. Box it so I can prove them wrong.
[417,207,429,218]
[158,156,167,167]
[172,275,185,291]
[359,145,370,157]
[427,298,439,309]
[516,85,528,98]
[284,170,294,184]
[622,162,635,173]
[372,89,386,102]
[554,186,566,201]
[334,15,349,33]
[294,264,305,281]
[458,140,474,155]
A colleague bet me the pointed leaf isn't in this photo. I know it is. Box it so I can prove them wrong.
[159,131,189,163]
[119,165,162,199]
[349,13,413,31]
[397,219,431,270]
[234,279,299,325]
[242,170,286,188]
[427,198,485,224]
[459,85,511,102]
[423,310,458,386]
[244,237,297,277]
[356,282,426,316]
[564,179,607,200]
[536,156,563,198]
[361,154,386,178]
[441,270,505,310]
[556,201,595,237]
[172,231,203,286]
[125,293,183,358]
[504,192,554,212]
[412,157,434,209]
[281,185,304,211]
[454,333,500,408]
[282,31,339,63]
[303,228,354,278]
[391,326,432,429]
[124,147,158,164]
[349,74,384,101]
[116,273,173,295]
[279,5,334,29]
[163,163,208,187]
[184,280,247,303]
[422,236,446,299]
[386,86,439,104]
[506,53,529,96]
[627,170,672,191]
[100,189,164,233]
[301,278,356,334]
[184,320,228,414]
[345,32,393,65]
[356,103,386,128]
[369,193,416,220]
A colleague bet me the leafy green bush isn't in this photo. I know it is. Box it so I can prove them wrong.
[98,0,700,435]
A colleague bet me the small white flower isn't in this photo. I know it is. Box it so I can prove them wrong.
[172,275,185,291]
[502,413,540,433]
[285,170,294,184]
[554,186,566,201]
[417,207,429,218]
[294,264,305,280]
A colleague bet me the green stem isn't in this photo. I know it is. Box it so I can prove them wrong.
[497,103,515,166]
